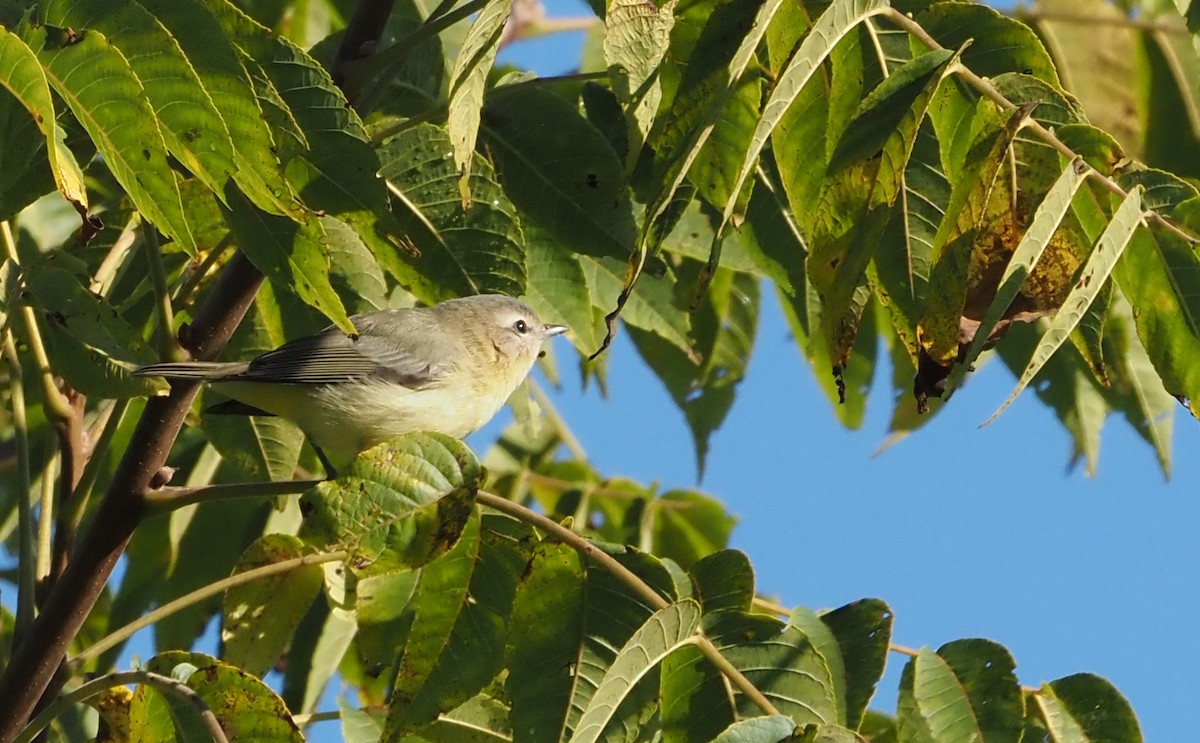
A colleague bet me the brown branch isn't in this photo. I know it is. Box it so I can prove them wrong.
[0,252,264,742]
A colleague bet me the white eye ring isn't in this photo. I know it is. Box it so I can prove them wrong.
[514,319,529,334]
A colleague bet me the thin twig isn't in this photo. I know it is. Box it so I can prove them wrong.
[70,550,346,668]
[476,491,781,717]
[143,478,323,515]
[12,670,229,743]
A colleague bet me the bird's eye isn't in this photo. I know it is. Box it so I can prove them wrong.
[514,319,529,334]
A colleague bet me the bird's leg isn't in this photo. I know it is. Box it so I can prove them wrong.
[311,442,339,480]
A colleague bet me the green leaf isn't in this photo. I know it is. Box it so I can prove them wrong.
[223,189,354,334]
[447,0,511,202]
[413,692,513,742]
[0,24,87,216]
[43,0,239,205]
[201,0,428,298]
[1040,674,1142,743]
[482,86,635,259]
[777,285,876,428]
[523,224,602,355]
[661,641,734,742]
[936,639,1024,743]
[828,49,956,178]
[1026,0,1137,154]
[897,649,983,743]
[630,266,758,474]
[819,599,892,731]
[709,715,798,743]
[202,412,304,483]
[646,0,789,234]
[142,651,304,742]
[24,265,166,399]
[994,322,1107,476]
[605,0,675,172]
[1107,297,1175,477]
[378,122,526,297]
[506,541,585,742]
[298,433,483,576]
[702,610,839,725]
[571,600,703,743]
[788,607,848,725]
[810,48,955,367]
[648,489,736,570]
[688,549,754,614]
[30,26,195,252]
[221,534,324,677]
[581,254,693,354]
[710,0,892,306]
[916,1,1060,85]
[382,511,531,737]
[340,697,385,743]
[988,186,1144,423]
[137,0,300,217]
[354,566,419,674]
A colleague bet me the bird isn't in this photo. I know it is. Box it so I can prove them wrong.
[135,295,568,470]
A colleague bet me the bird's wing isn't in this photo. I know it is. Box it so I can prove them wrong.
[228,310,456,388]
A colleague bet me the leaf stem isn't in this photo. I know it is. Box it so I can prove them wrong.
[12,670,228,743]
[142,478,323,515]
[70,549,346,668]
[476,490,780,717]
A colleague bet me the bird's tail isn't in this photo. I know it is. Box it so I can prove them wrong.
[133,361,249,381]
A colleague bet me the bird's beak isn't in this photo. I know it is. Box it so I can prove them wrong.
[545,324,568,337]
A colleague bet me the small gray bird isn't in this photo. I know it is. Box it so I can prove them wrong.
[136,295,567,467]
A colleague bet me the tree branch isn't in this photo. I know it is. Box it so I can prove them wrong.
[0,252,265,742]
[143,478,322,515]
